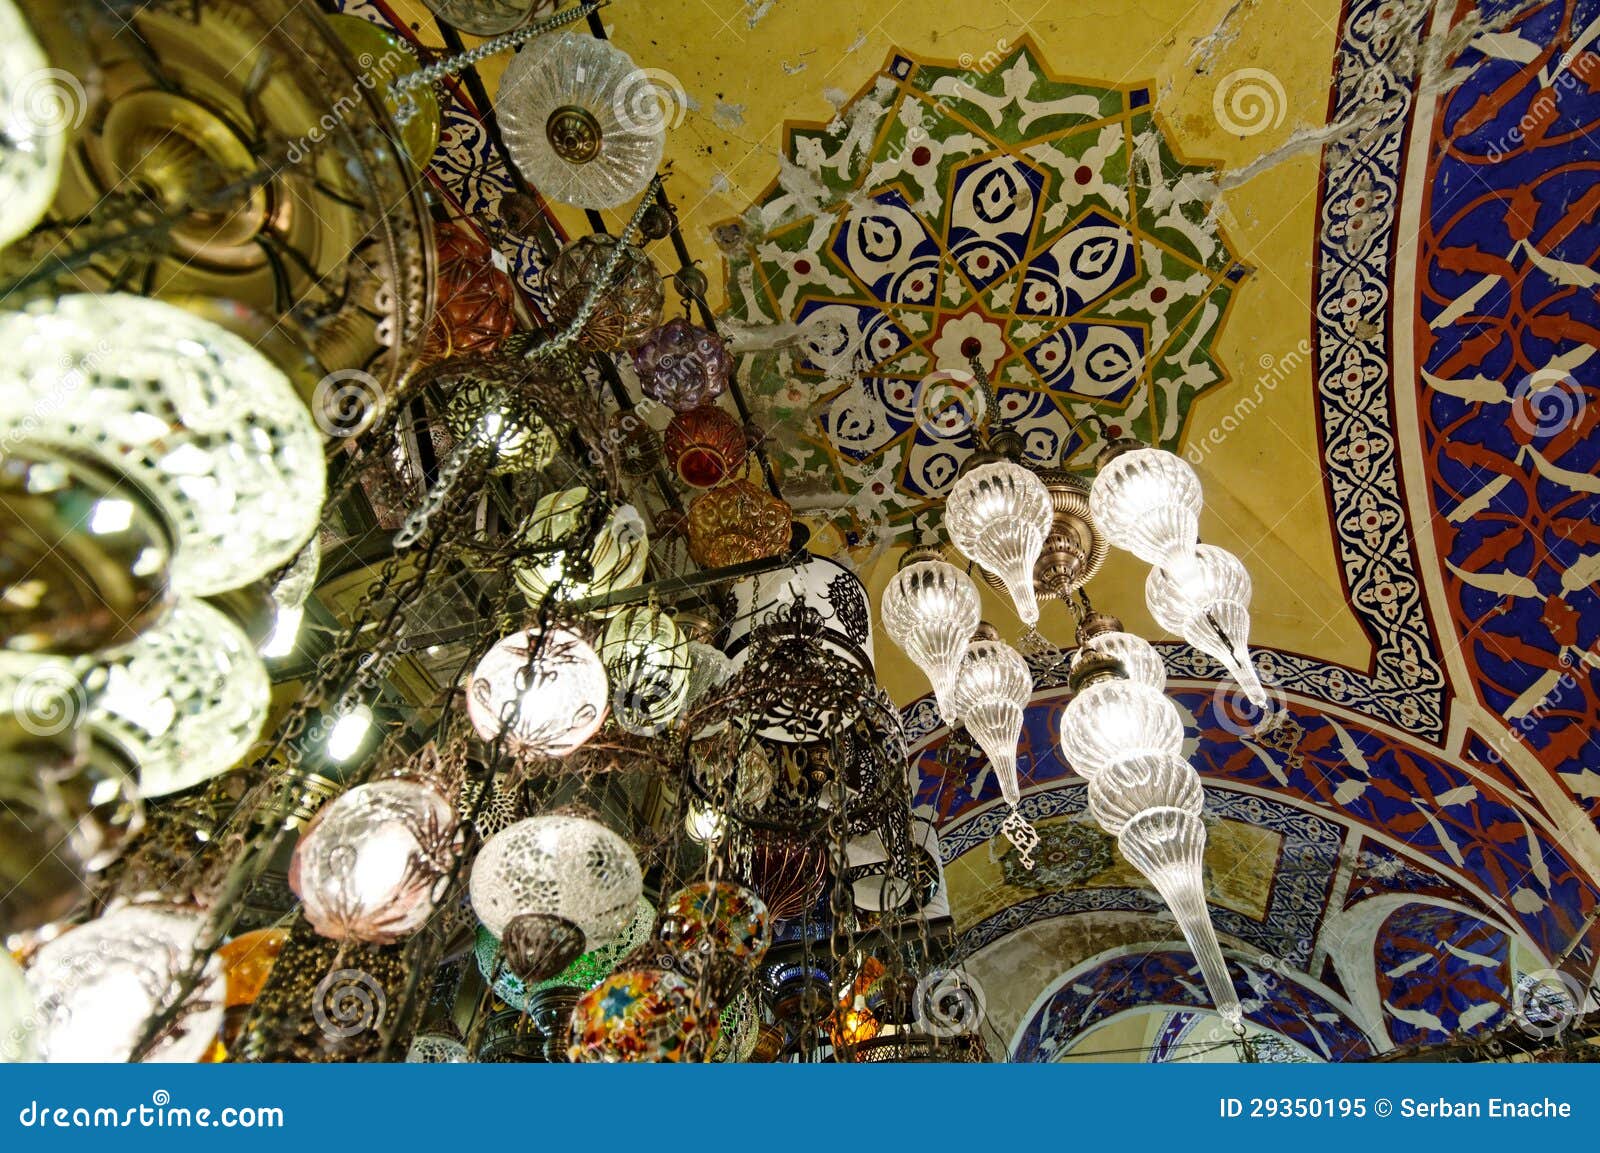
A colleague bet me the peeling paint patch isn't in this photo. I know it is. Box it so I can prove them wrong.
[822,87,849,109]
[713,99,747,129]
[745,0,775,29]
[781,59,808,76]
[1186,0,1258,73]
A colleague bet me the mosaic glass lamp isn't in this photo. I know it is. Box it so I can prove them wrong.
[27,905,226,1062]
[0,294,325,597]
[567,968,711,1062]
[1088,445,1203,568]
[498,32,665,210]
[1145,544,1266,706]
[469,813,643,980]
[944,461,1053,626]
[466,628,609,758]
[880,555,981,724]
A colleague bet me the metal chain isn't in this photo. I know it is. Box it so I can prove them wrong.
[391,1,604,126]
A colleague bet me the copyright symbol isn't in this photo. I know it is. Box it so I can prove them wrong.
[1374,1099,1392,1117]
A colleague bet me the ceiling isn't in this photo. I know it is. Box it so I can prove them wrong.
[343,0,1600,1057]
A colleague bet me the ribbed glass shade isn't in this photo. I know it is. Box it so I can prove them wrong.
[1085,753,1202,834]
[422,0,543,36]
[951,640,1032,806]
[598,607,691,736]
[0,295,325,596]
[1145,544,1266,706]
[511,488,648,605]
[289,779,460,945]
[27,905,226,1062]
[499,33,665,210]
[1089,447,1202,567]
[1058,677,1183,779]
[880,560,980,722]
[944,462,1053,625]
[466,628,609,758]
[469,813,643,947]
[1081,629,1166,689]
[0,0,67,249]
[1116,807,1241,1022]
[87,598,270,799]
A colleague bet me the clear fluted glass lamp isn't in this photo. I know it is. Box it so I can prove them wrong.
[1088,445,1203,567]
[943,461,1053,626]
[952,638,1040,866]
[0,294,325,596]
[498,33,666,210]
[1078,614,1167,690]
[880,552,981,723]
[466,627,609,758]
[470,812,644,980]
[1145,543,1266,706]
[1057,660,1184,780]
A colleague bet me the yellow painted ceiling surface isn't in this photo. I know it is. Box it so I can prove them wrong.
[392,0,1369,691]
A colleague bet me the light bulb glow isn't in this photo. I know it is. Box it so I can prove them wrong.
[262,603,303,658]
[943,462,1052,626]
[470,814,643,946]
[326,704,373,763]
[880,560,981,723]
[1081,629,1166,689]
[1058,677,1184,779]
[466,628,609,758]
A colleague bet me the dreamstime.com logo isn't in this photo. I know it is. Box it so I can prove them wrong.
[913,969,986,1038]
[312,968,387,1040]
[5,662,88,738]
[613,68,691,135]
[17,1091,283,1129]
[311,368,385,438]
[1510,968,1591,1041]
[7,66,89,137]
[1510,369,1587,438]
[1212,68,1287,136]
[912,369,988,441]
[1211,664,1287,740]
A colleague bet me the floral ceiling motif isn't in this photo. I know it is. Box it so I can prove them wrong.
[720,39,1247,527]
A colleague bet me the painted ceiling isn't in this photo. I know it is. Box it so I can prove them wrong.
[344,0,1600,1058]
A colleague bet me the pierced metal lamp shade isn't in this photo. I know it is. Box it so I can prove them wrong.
[499,32,665,210]
[1089,446,1203,568]
[511,488,648,605]
[881,560,981,724]
[27,905,226,1062]
[85,598,270,799]
[1057,676,1183,780]
[466,628,609,758]
[0,0,68,249]
[1145,544,1266,706]
[289,779,460,945]
[469,812,643,952]
[475,895,655,1010]
[543,234,665,352]
[951,640,1032,806]
[0,294,325,596]
[944,461,1052,626]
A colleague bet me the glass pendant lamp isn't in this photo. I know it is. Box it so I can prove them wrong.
[598,606,691,736]
[1145,544,1266,706]
[1079,625,1166,690]
[944,461,1053,626]
[880,553,981,723]
[0,295,325,597]
[470,812,644,980]
[1088,445,1203,568]
[951,638,1032,806]
[466,628,609,758]
[1057,668,1184,780]
[499,33,666,210]
[511,488,648,605]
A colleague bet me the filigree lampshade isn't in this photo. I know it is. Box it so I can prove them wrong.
[663,405,748,488]
[442,375,562,475]
[85,598,270,799]
[1057,676,1184,780]
[466,628,609,758]
[543,234,664,352]
[499,32,666,210]
[0,294,325,597]
[1145,544,1266,706]
[470,813,643,980]
[944,461,1053,626]
[1089,446,1204,568]
[632,320,733,413]
[686,479,792,569]
[880,558,981,723]
[289,779,461,945]
[420,220,520,363]
[27,905,226,1062]
[511,488,648,605]
[598,607,691,736]
[951,640,1032,806]
[0,0,67,249]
